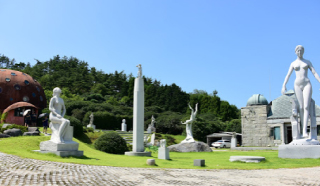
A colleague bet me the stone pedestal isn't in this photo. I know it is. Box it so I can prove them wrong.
[87,124,96,130]
[231,137,237,148]
[121,123,127,132]
[35,124,83,157]
[158,147,170,160]
[279,145,320,159]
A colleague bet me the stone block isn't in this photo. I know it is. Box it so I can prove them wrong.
[4,128,22,136]
[0,134,10,138]
[158,147,170,160]
[147,159,155,165]
[28,127,40,133]
[194,159,205,167]
[40,140,79,151]
[230,156,265,163]
[2,124,12,128]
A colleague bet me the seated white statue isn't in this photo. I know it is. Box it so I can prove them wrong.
[49,87,70,143]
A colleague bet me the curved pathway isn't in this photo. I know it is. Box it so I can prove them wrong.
[0,152,319,186]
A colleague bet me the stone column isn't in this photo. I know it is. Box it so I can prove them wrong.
[133,77,144,152]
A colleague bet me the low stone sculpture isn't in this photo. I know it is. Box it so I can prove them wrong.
[3,128,22,137]
[181,103,198,143]
[168,142,212,152]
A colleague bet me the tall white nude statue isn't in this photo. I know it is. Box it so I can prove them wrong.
[181,103,198,143]
[282,45,320,138]
[49,87,70,143]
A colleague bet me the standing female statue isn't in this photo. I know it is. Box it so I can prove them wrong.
[282,45,320,137]
[181,103,198,143]
[49,87,70,143]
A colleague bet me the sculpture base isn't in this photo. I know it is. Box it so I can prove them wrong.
[87,124,96,130]
[181,137,195,143]
[125,151,151,157]
[289,139,320,145]
[33,150,83,157]
[279,145,320,159]
[40,140,79,151]
[168,142,212,152]
[158,147,170,160]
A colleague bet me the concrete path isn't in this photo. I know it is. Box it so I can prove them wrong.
[0,152,319,186]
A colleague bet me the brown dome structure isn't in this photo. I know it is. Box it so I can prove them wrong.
[0,69,47,111]
[0,69,47,125]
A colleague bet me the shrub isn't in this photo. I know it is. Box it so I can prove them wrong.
[94,131,128,154]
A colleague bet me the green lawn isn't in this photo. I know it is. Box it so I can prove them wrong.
[1,136,320,169]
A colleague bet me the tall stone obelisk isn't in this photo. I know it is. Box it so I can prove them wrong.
[125,64,151,156]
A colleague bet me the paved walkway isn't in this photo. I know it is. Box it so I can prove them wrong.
[0,152,319,186]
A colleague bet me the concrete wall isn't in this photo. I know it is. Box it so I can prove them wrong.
[241,105,274,147]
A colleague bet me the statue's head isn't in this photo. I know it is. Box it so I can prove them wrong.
[295,45,304,58]
[136,64,141,68]
[53,87,62,96]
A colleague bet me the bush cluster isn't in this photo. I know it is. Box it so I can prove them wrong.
[94,132,128,154]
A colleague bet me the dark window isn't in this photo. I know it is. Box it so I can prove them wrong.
[24,80,29,85]
[32,92,36,97]
[274,127,280,140]
[22,73,27,76]
[0,87,2,93]
[14,84,21,90]
[40,96,43,102]
[14,108,24,117]
[9,98,13,101]
[5,78,10,82]
[11,72,16,76]
[36,86,40,92]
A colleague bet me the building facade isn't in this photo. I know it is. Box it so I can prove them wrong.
[241,91,320,147]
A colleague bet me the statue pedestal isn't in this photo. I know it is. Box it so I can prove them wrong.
[35,123,83,157]
[278,145,320,159]
[87,124,96,130]
[158,147,170,160]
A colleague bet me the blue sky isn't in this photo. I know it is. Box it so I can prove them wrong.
[1,1,320,109]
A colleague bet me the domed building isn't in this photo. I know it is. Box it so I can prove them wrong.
[241,91,320,147]
[0,69,47,125]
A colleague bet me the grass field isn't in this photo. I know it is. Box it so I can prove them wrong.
[1,135,320,169]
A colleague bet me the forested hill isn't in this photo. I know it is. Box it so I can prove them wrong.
[1,54,240,141]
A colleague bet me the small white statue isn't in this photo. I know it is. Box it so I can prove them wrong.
[89,113,94,125]
[282,45,320,138]
[160,139,166,148]
[181,103,198,143]
[150,133,155,146]
[49,87,70,143]
[121,119,127,132]
[147,115,156,133]
[136,64,142,78]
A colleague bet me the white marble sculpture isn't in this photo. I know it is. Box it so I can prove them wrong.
[89,113,94,125]
[37,87,83,157]
[181,103,198,143]
[147,115,156,133]
[282,45,320,144]
[160,139,166,148]
[150,133,155,146]
[87,112,96,130]
[137,64,142,78]
[121,119,127,132]
[49,87,70,143]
